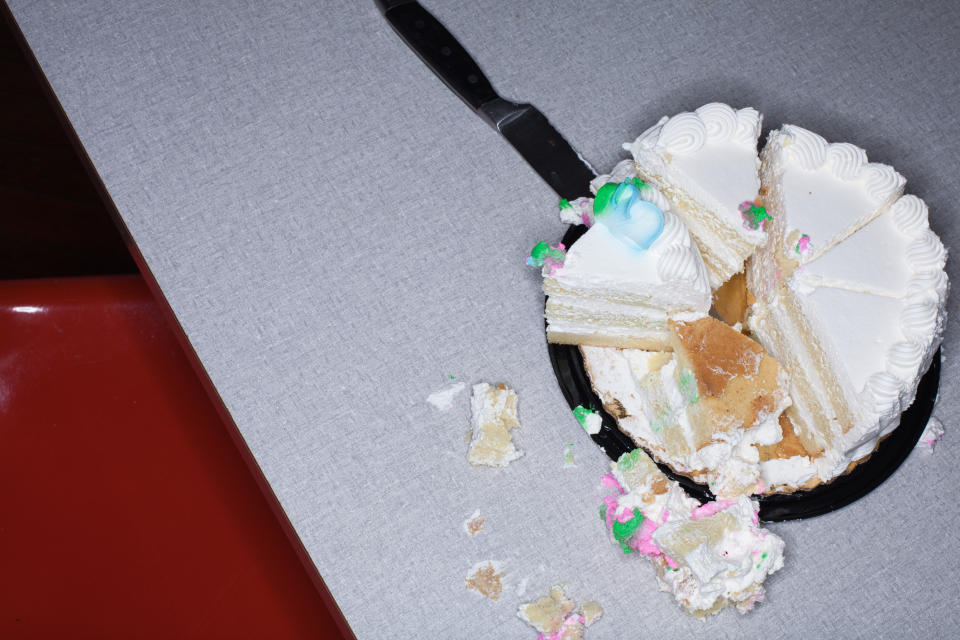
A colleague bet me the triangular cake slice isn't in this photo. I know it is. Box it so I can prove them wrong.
[625,103,766,289]
[582,317,791,498]
[796,194,948,299]
[540,182,711,350]
[747,124,906,299]
[600,449,784,617]
[750,271,945,480]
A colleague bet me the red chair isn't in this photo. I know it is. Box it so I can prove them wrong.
[0,275,353,638]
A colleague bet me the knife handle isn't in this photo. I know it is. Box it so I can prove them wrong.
[377,0,510,121]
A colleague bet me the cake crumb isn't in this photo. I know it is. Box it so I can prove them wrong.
[580,601,603,627]
[518,585,575,634]
[463,510,485,536]
[427,381,466,411]
[563,443,576,468]
[465,561,505,601]
[467,383,523,467]
[518,585,603,639]
[916,416,944,454]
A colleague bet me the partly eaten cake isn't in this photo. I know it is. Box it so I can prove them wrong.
[582,316,791,498]
[536,179,711,350]
[625,103,766,289]
[600,449,784,617]
[544,103,948,491]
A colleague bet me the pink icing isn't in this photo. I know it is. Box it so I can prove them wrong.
[537,614,585,640]
[690,500,734,521]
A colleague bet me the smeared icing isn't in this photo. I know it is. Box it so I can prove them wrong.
[559,196,595,226]
[527,241,567,275]
[740,200,771,231]
[795,233,812,257]
[599,449,784,616]
[562,443,576,468]
[573,405,602,435]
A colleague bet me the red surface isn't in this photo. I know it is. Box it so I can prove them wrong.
[0,276,354,638]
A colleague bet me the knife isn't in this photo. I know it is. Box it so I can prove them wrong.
[375,0,596,200]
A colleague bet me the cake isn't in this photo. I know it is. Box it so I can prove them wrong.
[533,105,947,495]
[600,449,784,617]
[467,383,523,467]
[625,103,766,289]
[582,316,791,498]
[535,179,711,350]
[746,125,947,484]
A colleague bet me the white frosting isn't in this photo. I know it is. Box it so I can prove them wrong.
[624,103,764,289]
[543,199,711,348]
[772,125,905,261]
[652,495,784,614]
[759,456,818,489]
[426,381,466,411]
[747,124,945,485]
[627,104,762,230]
[608,451,784,617]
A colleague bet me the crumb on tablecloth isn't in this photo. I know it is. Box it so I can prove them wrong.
[465,561,505,601]
[916,416,944,454]
[518,584,603,639]
[427,380,466,411]
[463,510,485,536]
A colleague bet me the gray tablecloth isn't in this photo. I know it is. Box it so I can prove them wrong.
[10,0,959,637]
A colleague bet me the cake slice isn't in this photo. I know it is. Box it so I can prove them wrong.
[745,127,945,484]
[746,124,906,299]
[625,103,766,289]
[749,275,945,480]
[600,449,784,617]
[538,180,711,350]
[582,316,791,498]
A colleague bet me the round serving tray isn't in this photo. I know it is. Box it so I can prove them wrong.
[548,227,941,522]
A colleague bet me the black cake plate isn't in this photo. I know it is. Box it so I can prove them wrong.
[548,225,941,522]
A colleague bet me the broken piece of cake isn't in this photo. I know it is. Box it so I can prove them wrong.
[518,584,603,639]
[582,316,791,498]
[467,383,523,467]
[600,449,784,617]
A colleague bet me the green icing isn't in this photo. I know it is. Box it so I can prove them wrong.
[739,201,771,231]
[628,177,646,189]
[593,182,619,218]
[558,198,572,211]
[572,405,595,427]
[616,449,642,472]
[650,409,672,433]
[611,510,644,554]
[678,368,699,404]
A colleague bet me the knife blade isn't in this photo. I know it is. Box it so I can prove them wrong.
[375,0,596,200]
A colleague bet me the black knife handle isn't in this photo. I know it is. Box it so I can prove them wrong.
[376,0,507,119]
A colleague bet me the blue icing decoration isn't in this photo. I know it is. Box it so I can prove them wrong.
[593,182,664,250]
